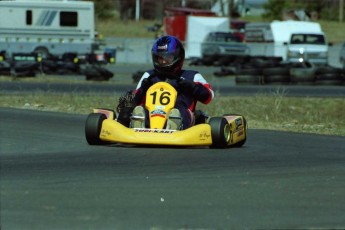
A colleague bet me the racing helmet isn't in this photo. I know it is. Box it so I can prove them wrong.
[151,35,185,75]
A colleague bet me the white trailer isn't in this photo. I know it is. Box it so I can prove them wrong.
[185,16,230,58]
[163,7,230,58]
[0,0,101,58]
[245,20,329,65]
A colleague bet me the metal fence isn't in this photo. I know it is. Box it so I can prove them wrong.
[105,37,155,64]
[105,37,343,67]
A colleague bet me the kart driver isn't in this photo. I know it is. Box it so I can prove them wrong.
[131,35,214,130]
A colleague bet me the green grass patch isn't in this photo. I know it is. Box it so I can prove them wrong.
[96,18,345,44]
[1,92,344,136]
[97,19,158,38]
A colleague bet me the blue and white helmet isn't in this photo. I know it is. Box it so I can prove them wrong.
[151,35,185,75]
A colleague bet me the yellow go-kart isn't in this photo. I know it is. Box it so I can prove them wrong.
[85,81,247,148]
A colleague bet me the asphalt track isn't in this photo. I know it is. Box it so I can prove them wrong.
[1,107,345,230]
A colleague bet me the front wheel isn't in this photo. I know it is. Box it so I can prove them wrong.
[209,117,231,148]
[85,113,106,145]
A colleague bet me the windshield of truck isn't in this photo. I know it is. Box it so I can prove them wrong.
[290,34,326,45]
[206,32,242,43]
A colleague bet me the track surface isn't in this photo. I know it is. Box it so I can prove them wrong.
[1,108,345,229]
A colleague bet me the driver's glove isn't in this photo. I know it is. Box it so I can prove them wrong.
[178,78,211,102]
[177,78,198,94]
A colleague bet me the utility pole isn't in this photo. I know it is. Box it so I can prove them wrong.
[340,0,344,22]
[220,0,225,16]
[135,0,140,21]
[228,0,233,19]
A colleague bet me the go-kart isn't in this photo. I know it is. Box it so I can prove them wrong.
[85,81,247,148]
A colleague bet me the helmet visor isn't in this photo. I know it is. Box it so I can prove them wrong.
[152,52,176,67]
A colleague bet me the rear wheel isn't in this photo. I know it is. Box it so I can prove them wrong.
[85,113,107,145]
[34,47,50,59]
[209,117,230,148]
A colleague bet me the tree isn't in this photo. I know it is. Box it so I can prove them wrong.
[262,0,342,21]
[262,0,285,20]
[93,0,116,19]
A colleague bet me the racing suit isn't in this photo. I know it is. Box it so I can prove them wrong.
[134,69,214,129]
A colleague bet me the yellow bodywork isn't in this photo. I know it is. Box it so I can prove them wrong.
[99,118,213,146]
[94,114,247,147]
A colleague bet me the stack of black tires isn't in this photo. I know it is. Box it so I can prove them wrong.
[206,56,345,86]
[0,52,38,77]
[0,51,114,81]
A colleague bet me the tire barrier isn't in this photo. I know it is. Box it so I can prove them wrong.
[0,51,114,81]
[314,66,344,86]
[262,67,290,85]
[0,61,11,76]
[290,64,316,85]
[82,65,114,81]
[193,55,344,86]
[235,68,262,85]
[214,67,236,77]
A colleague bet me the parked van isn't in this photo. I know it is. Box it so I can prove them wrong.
[0,0,102,59]
[245,21,330,65]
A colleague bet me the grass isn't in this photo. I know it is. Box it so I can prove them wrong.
[318,20,345,44]
[97,19,159,38]
[1,90,344,136]
[96,16,345,44]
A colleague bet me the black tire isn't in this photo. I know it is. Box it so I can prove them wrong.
[236,75,262,85]
[94,66,114,79]
[315,73,343,85]
[41,60,58,74]
[315,66,342,75]
[213,67,235,77]
[0,61,12,76]
[60,62,80,74]
[237,68,263,76]
[0,70,11,76]
[14,69,36,78]
[202,56,215,66]
[85,113,107,145]
[209,117,230,149]
[290,67,316,85]
[263,74,290,84]
[14,62,39,72]
[83,66,113,81]
[188,58,203,66]
[263,67,290,76]
[216,56,232,66]
[249,57,274,68]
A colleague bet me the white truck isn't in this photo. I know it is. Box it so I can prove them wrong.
[245,20,329,65]
[0,0,104,60]
[163,7,231,58]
